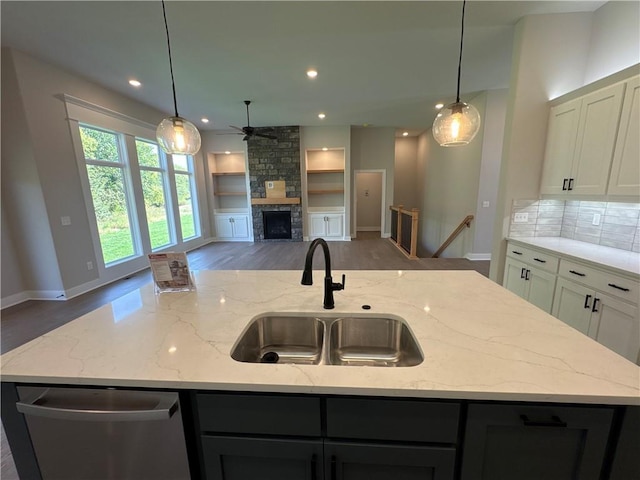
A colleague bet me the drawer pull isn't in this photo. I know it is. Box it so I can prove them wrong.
[520,414,567,428]
[533,258,547,264]
[607,283,630,292]
[311,454,317,480]
[592,298,600,313]
[512,250,523,255]
[584,294,592,309]
[569,270,586,277]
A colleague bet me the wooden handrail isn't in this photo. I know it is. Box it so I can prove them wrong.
[389,205,419,259]
[431,215,474,258]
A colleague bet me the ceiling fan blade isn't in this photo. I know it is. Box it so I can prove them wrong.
[229,125,245,133]
[255,133,277,140]
[242,135,250,141]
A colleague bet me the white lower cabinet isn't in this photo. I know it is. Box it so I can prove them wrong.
[506,241,639,365]
[504,258,557,313]
[553,278,639,363]
[214,214,250,241]
[308,213,344,240]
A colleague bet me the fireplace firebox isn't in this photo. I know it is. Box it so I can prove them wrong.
[263,211,292,240]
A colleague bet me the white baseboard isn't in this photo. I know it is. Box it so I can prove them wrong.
[356,226,382,232]
[381,232,391,238]
[465,253,492,261]
[1,289,67,308]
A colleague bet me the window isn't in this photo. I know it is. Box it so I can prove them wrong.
[135,139,173,250]
[171,154,200,240]
[79,125,138,265]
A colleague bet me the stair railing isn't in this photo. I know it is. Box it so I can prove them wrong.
[431,215,474,258]
[389,205,419,259]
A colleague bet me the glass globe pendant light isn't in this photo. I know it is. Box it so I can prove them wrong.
[432,0,481,147]
[156,0,201,155]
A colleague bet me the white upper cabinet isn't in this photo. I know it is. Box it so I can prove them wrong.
[607,75,640,196]
[540,99,582,195]
[540,74,638,198]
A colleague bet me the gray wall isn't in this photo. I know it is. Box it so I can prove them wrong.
[350,127,395,236]
[394,137,419,210]
[1,48,211,305]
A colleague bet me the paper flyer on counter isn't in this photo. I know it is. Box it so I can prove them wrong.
[148,252,194,293]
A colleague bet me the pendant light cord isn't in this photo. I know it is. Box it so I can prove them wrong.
[161,0,179,118]
[455,0,467,103]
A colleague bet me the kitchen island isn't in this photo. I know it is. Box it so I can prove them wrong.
[2,270,639,479]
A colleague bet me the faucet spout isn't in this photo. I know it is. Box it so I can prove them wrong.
[301,238,345,309]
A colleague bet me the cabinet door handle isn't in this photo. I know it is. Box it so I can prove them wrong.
[568,178,574,191]
[520,414,567,428]
[511,250,523,255]
[310,454,317,480]
[607,283,630,292]
[592,297,600,313]
[533,258,546,263]
[569,270,586,277]
[525,269,531,281]
[520,267,526,279]
[584,294,592,309]
[562,178,568,191]
[331,455,337,480]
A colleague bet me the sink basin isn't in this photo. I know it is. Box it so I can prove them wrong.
[328,317,423,367]
[230,315,324,365]
[231,313,423,367]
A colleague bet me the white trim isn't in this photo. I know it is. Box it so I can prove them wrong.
[465,253,492,261]
[356,226,382,232]
[60,94,157,133]
[1,290,66,308]
[381,232,391,238]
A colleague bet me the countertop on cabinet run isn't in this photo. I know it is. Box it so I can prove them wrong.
[1,270,638,405]
[508,237,640,277]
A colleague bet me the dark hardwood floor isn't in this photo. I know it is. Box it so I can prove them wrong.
[1,233,489,479]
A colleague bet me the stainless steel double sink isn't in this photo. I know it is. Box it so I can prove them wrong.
[230,313,423,367]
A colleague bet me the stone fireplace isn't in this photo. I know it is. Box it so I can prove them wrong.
[247,126,303,242]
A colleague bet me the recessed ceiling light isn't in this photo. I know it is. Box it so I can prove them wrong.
[402,132,409,136]
[225,151,231,155]
[435,103,444,109]
[128,79,141,87]
[322,147,328,151]
[201,118,209,123]
[307,69,318,79]
[318,113,326,119]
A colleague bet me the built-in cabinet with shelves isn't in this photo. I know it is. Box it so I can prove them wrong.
[305,149,346,240]
[540,72,639,198]
[504,240,640,364]
[208,152,252,241]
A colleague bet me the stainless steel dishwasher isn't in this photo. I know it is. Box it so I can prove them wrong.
[16,386,191,480]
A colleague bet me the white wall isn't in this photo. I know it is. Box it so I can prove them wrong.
[584,1,640,84]
[350,127,395,236]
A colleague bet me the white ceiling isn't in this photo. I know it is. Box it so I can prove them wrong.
[1,1,606,136]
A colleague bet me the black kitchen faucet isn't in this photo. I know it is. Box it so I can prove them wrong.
[301,238,345,309]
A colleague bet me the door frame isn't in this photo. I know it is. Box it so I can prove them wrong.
[352,169,386,239]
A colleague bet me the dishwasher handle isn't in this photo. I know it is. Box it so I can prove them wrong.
[16,389,179,422]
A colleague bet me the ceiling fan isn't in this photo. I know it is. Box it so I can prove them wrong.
[230,100,277,141]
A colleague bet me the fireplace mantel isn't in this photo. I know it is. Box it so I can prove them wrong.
[251,198,301,205]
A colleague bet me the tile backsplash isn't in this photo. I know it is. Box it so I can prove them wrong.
[509,200,640,253]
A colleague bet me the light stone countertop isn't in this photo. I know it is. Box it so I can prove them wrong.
[507,237,640,277]
[1,270,639,405]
